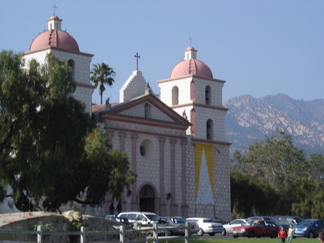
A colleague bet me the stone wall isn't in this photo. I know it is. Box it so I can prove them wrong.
[0,212,141,243]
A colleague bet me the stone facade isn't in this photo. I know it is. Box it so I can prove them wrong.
[5,13,232,222]
[94,50,232,221]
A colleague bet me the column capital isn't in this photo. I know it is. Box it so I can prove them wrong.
[106,130,115,137]
[118,131,127,138]
[158,137,166,143]
[131,133,139,140]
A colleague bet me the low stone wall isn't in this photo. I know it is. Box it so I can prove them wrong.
[0,212,142,243]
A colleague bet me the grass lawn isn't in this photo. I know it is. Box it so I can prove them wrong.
[163,238,319,243]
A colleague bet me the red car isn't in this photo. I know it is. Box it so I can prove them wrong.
[232,219,279,238]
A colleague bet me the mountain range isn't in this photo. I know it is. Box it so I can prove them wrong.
[224,94,324,155]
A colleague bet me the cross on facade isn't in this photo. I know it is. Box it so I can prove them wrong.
[134,52,140,70]
[189,37,193,46]
[52,4,57,15]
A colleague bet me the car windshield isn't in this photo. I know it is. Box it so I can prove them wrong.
[146,214,160,222]
[273,216,303,225]
[245,220,261,226]
[203,219,214,223]
[172,218,186,224]
[297,219,316,226]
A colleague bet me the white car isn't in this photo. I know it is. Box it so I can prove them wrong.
[186,217,224,236]
[222,218,247,236]
[117,211,160,225]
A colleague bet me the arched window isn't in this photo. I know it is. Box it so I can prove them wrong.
[172,86,179,105]
[206,119,213,140]
[68,59,75,81]
[144,103,151,118]
[205,86,211,105]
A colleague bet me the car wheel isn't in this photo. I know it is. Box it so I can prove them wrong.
[247,231,255,238]
[222,229,226,236]
[308,231,314,238]
[209,233,215,236]
[164,230,172,236]
[271,231,277,238]
[197,228,204,236]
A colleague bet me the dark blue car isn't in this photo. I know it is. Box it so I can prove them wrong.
[294,219,324,238]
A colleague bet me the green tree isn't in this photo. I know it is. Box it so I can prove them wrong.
[231,130,324,217]
[0,51,136,212]
[230,170,279,218]
[232,130,306,188]
[90,62,115,104]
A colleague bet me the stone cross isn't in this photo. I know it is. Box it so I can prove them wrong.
[134,52,140,70]
[52,4,57,15]
[189,37,193,46]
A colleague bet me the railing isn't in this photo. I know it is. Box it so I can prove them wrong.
[0,222,193,243]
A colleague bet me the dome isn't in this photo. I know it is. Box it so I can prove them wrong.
[49,15,60,20]
[29,15,79,52]
[169,46,213,79]
[29,30,79,52]
[170,59,213,79]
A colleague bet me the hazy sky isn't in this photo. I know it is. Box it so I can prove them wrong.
[1,0,323,104]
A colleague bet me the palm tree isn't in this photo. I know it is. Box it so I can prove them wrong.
[90,62,115,104]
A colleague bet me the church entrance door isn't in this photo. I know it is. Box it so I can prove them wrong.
[139,185,155,212]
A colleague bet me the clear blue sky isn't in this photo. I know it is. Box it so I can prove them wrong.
[1,0,323,104]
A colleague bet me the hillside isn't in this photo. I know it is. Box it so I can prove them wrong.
[224,94,324,155]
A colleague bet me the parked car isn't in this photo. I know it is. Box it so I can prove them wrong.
[294,219,324,238]
[272,216,303,230]
[222,218,247,236]
[186,217,224,236]
[186,219,200,235]
[158,216,189,236]
[247,216,274,221]
[105,215,130,224]
[117,211,160,225]
[232,219,279,238]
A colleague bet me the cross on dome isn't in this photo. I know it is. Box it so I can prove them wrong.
[189,37,193,46]
[52,4,58,15]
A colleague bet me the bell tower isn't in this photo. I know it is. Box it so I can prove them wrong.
[158,46,228,142]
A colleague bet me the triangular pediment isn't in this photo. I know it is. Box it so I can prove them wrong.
[95,93,191,130]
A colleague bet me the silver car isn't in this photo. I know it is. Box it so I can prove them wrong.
[222,218,247,236]
[159,217,187,236]
[187,217,224,236]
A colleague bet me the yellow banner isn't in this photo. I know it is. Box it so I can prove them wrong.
[195,143,214,204]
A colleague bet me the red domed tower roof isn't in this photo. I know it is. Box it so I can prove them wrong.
[170,46,213,79]
[29,15,79,52]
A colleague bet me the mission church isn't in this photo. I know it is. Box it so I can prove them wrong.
[7,14,232,221]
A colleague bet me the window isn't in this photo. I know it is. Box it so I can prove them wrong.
[205,86,211,105]
[139,139,155,161]
[172,86,179,105]
[206,119,213,140]
[140,145,146,156]
[68,59,75,81]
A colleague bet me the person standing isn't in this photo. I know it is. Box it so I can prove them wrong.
[116,201,122,215]
[109,202,115,215]
[278,226,287,243]
[287,225,295,243]
[319,229,324,243]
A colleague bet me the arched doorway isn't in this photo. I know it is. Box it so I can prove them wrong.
[139,185,155,212]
